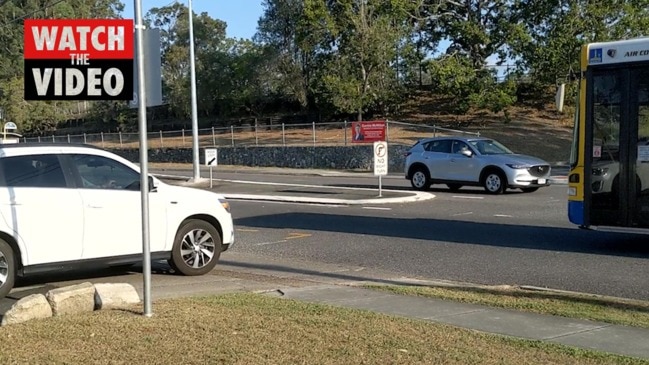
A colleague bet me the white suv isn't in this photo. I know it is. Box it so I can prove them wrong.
[0,144,235,298]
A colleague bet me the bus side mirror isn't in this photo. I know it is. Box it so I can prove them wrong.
[555,83,565,113]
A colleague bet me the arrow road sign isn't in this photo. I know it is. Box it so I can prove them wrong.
[204,149,217,167]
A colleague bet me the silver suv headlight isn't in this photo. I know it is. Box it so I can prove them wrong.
[506,164,530,170]
[592,167,609,176]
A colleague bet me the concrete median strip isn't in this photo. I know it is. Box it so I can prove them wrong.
[199,178,435,205]
[1,282,141,326]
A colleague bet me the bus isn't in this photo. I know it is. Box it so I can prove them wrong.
[566,37,649,233]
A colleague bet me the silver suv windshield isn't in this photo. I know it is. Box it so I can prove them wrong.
[468,139,513,155]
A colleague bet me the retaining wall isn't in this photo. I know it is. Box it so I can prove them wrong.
[110,145,411,173]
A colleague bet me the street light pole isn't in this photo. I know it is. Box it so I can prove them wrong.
[133,0,152,317]
[188,0,200,181]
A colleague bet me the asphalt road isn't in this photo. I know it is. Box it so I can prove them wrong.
[3,170,648,310]
[219,172,649,301]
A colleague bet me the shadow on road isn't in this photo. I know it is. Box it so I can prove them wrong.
[234,213,649,258]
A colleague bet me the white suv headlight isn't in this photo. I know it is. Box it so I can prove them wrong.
[219,199,231,213]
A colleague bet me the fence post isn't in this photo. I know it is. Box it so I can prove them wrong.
[344,120,347,146]
[230,125,234,147]
[255,119,258,146]
[83,133,87,144]
[282,123,285,146]
[52,135,55,142]
[119,131,123,147]
[100,132,104,147]
[211,127,216,146]
[67,134,71,143]
[160,130,164,148]
[433,126,437,137]
[182,128,185,147]
[38,136,41,143]
[312,122,316,147]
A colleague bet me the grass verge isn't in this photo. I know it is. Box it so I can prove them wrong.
[0,293,646,364]
[364,284,649,329]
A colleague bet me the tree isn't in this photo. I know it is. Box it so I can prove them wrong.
[256,0,317,114]
[145,3,227,121]
[303,0,413,121]
[514,0,649,88]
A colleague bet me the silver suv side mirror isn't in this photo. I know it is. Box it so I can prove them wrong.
[461,150,473,158]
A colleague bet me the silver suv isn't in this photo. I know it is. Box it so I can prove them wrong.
[404,136,551,194]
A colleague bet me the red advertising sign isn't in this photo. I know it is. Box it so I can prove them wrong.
[24,19,134,100]
[351,120,386,143]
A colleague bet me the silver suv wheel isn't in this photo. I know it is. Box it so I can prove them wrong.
[484,172,506,194]
[410,169,429,190]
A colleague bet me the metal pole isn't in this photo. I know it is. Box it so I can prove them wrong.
[210,167,213,188]
[312,122,316,147]
[160,130,163,148]
[385,120,389,143]
[344,120,347,146]
[211,127,215,146]
[67,134,70,143]
[134,0,152,317]
[231,125,234,147]
[83,133,87,144]
[379,175,382,197]
[282,123,285,146]
[119,131,123,147]
[188,0,200,181]
[255,119,258,146]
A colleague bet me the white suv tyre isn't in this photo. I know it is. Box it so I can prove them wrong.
[169,219,222,276]
[0,239,15,298]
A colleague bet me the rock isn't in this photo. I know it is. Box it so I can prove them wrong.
[1,294,53,326]
[46,282,95,316]
[94,283,141,310]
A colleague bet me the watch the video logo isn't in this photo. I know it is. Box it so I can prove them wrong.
[23,19,134,100]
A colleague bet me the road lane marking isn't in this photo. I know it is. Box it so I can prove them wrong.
[494,214,513,218]
[286,232,312,240]
[452,212,474,216]
[362,207,392,211]
[256,240,287,246]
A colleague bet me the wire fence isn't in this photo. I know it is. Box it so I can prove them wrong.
[20,120,480,149]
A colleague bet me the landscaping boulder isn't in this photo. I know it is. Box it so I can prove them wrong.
[1,294,52,326]
[94,283,140,310]
[46,282,95,316]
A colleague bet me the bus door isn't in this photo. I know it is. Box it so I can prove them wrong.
[588,67,649,228]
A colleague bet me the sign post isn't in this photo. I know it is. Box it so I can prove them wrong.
[205,148,218,188]
[373,141,388,197]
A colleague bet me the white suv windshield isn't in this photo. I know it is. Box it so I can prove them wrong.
[469,140,513,155]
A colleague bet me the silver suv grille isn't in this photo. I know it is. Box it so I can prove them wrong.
[528,165,550,177]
